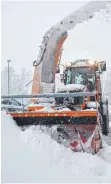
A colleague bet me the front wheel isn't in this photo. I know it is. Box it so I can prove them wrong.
[102,99,109,135]
[102,114,109,135]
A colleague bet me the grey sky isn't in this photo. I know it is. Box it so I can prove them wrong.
[1,1,85,74]
[62,14,111,65]
[1,1,111,75]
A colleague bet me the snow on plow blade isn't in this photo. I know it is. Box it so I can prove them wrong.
[6,110,100,154]
[6,109,100,154]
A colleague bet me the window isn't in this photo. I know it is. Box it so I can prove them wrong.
[65,67,96,90]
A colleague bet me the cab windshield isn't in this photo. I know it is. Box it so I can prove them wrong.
[65,67,96,91]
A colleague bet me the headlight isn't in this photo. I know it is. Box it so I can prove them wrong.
[87,60,96,65]
[65,62,72,67]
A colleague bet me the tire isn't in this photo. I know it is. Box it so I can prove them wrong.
[102,99,109,135]
[102,114,109,135]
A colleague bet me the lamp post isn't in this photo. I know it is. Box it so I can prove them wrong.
[7,60,11,94]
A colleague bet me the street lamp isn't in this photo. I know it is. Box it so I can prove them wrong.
[7,60,11,94]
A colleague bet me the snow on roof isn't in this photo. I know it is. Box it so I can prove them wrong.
[57,84,85,92]
[71,62,89,67]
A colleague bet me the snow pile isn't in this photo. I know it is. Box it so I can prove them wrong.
[98,141,111,164]
[1,111,111,183]
[71,59,92,66]
[87,101,99,108]
[110,121,111,128]
[109,106,111,120]
[42,103,54,112]
[57,84,85,92]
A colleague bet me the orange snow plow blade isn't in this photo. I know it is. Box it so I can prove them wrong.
[8,110,97,117]
[7,110,98,126]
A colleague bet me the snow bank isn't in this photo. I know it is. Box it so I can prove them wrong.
[87,101,99,108]
[1,111,111,183]
[57,84,85,92]
[98,142,111,164]
[110,121,111,128]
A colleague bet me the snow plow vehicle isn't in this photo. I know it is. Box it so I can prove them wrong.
[1,1,110,154]
[58,59,109,137]
[1,59,109,154]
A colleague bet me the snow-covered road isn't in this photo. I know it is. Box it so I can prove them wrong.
[1,111,111,183]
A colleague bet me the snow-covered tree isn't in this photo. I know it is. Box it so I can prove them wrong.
[1,66,32,95]
[17,68,31,94]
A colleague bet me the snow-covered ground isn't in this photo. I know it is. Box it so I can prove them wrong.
[1,111,111,183]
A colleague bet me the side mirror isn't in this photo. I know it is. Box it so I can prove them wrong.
[101,61,106,72]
